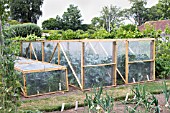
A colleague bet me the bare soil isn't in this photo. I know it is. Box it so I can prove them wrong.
[44,94,170,113]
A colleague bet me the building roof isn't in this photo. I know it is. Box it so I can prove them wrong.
[138,20,170,31]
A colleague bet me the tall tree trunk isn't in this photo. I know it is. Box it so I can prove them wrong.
[0,17,4,45]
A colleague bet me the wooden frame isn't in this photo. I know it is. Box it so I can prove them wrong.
[14,57,68,97]
[19,38,155,90]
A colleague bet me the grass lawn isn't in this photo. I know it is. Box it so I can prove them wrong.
[19,79,170,112]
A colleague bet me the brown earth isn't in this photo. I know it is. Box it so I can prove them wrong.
[45,94,170,113]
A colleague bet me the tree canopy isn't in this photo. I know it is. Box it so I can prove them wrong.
[10,0,44,24]
[42,4,83,31]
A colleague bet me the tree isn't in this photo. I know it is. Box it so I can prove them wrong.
[156,0,170,19]
[62,4,83,31]
[126,0,148,26]
[100,5,123,32]
[10,0,44,24]
[42,18,57,30]
[0,0,10,45]
[91,5,123,32]
[91,17,104,29]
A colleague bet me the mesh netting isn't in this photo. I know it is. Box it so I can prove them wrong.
[128,41,151,61]
[84,65,113,89]
[25,70,66,96]
[84,42,113,65]
[22,42,30,58]
[15,57,62,71]
[31,42,42,61]
[128,62,152,83]
[44,42,58,62]
[117,41,126,84]
[59,42,81,86]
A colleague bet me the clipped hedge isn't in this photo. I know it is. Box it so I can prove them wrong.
[4,23,42,38]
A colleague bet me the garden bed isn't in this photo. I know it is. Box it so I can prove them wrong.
[20,79,170,112]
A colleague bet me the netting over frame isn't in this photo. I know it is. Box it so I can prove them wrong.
[20,39,155,90]
[26,70,66,96]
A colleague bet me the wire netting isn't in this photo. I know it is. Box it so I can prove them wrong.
[25,70,66,96]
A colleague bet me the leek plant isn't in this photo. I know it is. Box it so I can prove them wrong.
[162,80,170,107]
[125,84,160,113]
[84,86,114,113]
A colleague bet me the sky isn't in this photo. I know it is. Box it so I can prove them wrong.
[37,0,159,27]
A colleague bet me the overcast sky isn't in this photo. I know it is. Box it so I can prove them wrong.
[37,0,159,27]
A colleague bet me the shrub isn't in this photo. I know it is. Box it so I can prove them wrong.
[156,38,170,78]
[4,23,42,38]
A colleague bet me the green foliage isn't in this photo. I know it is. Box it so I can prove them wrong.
[8,20,20,25]
[11,34,44,41]
[142,24,162,38]
[84,86,114,113]
[126,0,148,25]
[42,18,59,30]
[125,84,160,113]
[156,37,170,78]
[4,23,42,38]
[0,40,21,113]
[156,0,170,20]
[162,80,170,107]
[165,25,170,34]
[10,0,44,23]
[91,28,110,39]
[120,24,136,32]
[0,0,10,45]
[62,4,83,31]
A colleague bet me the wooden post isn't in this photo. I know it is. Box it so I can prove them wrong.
[23,74,27,97]
[65,68,69,91]
[49,43,58,63]
[150,40,155,80]
[112,41,117,86]
[125,40,129,84]
[20,41,23,56]
[30,42,32,59]
[58,43,60,65]
[81,42,85,90]
[42,42,45,62]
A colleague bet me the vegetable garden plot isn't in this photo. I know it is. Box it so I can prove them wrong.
[20,38,155,90]
[14,57,68,97]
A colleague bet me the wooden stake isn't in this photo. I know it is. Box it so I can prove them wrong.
[153,40,156,80]
[81,42,85,90]
[58,43,60,65]
[49,43,57,63]
[61,103,65,112]
[29,42,32,59]
[116,68,126,83]
[31,43,38,60]
[125,40,129,84]
[75,101,78,111]
[125,93,129,101]
[66,69,69,91]
[113,41,117,86]
[42,42,45,62]
[23,74,27,97]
